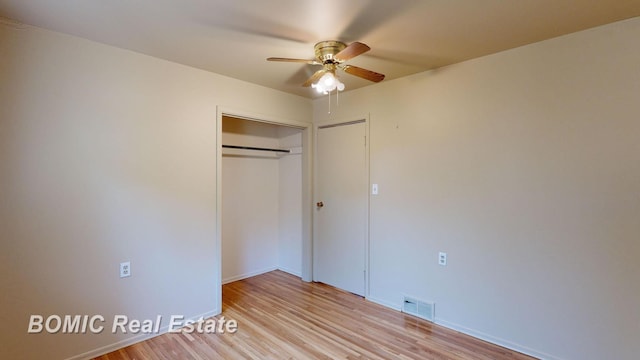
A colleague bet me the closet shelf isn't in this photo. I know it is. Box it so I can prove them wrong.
[222,144,291,153]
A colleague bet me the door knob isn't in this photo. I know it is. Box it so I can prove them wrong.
[316,201,324,208]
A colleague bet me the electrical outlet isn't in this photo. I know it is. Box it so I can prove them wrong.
[438,252,447,266]
[120,261,131,278]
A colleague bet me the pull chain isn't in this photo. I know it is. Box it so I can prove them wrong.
[327,88,341,115]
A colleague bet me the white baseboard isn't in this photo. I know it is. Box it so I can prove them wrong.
[64,310,218,360]
[365,296,559,360]
[277,266,301,278]
[433,318,560,360]
[365,296,402,311]
[222,266,278,285]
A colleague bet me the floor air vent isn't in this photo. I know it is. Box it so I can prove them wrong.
[402,296,434,322]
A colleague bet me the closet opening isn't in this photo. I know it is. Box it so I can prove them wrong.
[215,109,312,313]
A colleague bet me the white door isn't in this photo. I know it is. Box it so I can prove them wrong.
[314,120,367,296]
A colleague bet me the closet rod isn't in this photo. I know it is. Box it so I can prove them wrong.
[222,144,291,153]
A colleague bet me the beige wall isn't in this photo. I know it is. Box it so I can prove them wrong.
[0,23,310,359]
[313,18,640,360]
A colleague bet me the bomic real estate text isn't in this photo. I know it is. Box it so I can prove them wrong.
[27,314,238,334]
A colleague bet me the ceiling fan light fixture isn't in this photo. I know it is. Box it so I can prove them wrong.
[312,72,344,94]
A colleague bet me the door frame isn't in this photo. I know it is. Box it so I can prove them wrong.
[313,114,371,297]
[215,106,313,314]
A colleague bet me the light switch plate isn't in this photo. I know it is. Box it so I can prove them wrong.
[372,184,379,195]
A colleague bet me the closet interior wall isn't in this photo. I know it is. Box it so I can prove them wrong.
[221,116,302,283]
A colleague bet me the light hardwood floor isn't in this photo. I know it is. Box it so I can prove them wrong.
[95,270,536,359]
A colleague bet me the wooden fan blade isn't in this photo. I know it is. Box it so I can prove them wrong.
[302,69,326,87]
[343,65,385,82]
[334,42,370,61]
[267,57,320,65]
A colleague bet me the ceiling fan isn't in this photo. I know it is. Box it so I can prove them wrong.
[267,40,385,93]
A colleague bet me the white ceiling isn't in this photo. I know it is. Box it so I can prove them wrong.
[2,0,640,98]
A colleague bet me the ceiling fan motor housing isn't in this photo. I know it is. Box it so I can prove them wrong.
[314,41,347,63]
[267,40,383,86]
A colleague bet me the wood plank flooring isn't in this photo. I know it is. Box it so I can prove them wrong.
[95,270,536,359]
